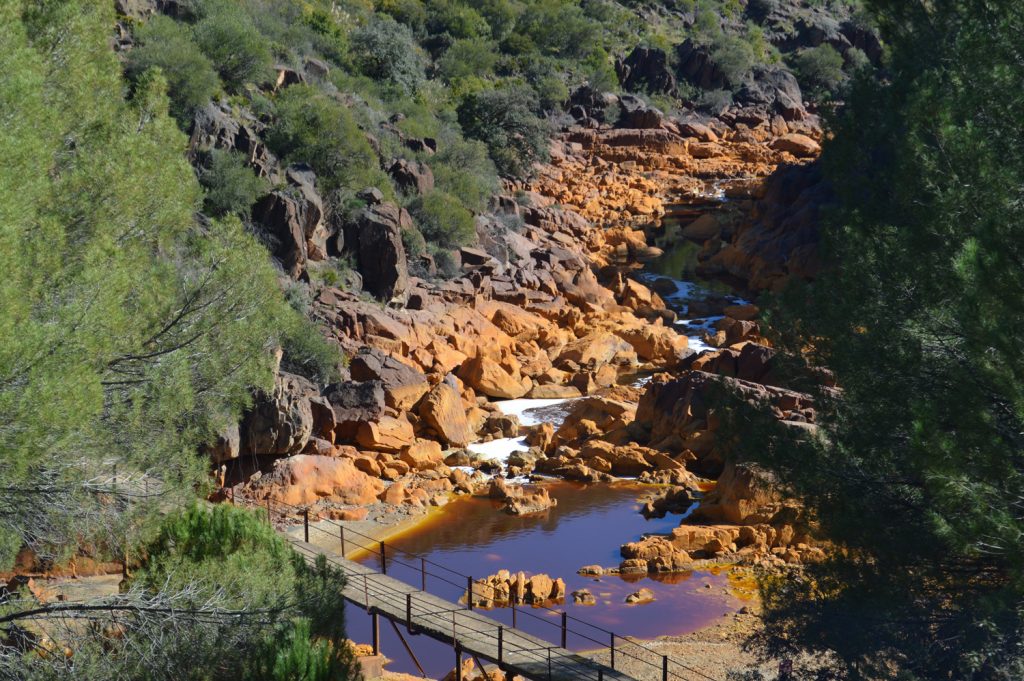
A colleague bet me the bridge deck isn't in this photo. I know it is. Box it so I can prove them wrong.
[288,539,638,681]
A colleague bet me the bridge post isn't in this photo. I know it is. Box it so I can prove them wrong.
[561,612,567,648]
[421,557,426,591]
[406,593,413,633]
[303,509,309,543]
[371,611,380,656]
[455,642,463,681]
[599,670,604,681]
[610,632,615,669]
[497,626,503,662]
[467,576,474,610]
[339,525,345,555]
[512,603,517,628]
[663,654,669,681]
[380,541,387,574]
[547,648,552,681]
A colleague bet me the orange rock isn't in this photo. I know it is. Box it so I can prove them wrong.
[258,455,385,506]
[418,383,474,447]
[355,416,415,452]
[459,354,532,399]
[399,440,445,471]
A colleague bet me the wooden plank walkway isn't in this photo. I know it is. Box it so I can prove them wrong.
[287,539,638,681]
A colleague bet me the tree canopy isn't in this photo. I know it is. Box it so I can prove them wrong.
[732,1,1024,678]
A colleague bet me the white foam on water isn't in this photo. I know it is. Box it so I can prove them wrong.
[494,397,575,427]
[466,437,529,465]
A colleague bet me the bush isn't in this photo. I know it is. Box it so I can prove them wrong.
[792,44,846,98]
[265,85,389,193]
[409,191,476,249]
[199,149,268,217]
[193,5,273,90]
[457,85,550,177]
[279,310,342,384]
[711,34,757,87]
[350,16,425,93]
[432,138,499,212]
[438,37,499,81]
[426,0,490,39]
[126,16,220,123]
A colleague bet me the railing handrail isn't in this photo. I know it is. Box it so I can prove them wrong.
[241,491,722,681]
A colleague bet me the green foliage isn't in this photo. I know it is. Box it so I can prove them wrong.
[126,15,221,123]
[438,37,499,81]
[266,84,390,193]
[134,505,359,681]
[791,44,846,98]
[710,34,756,87]
[193,4,274,90]
[409,190,476,249]
[432,137,500,212]
[350,16,425,93]
[730,1,1024,678]
[199,149,268,217]
[279,315,343,385]
[457,85,550,177]
[0,0,296,567]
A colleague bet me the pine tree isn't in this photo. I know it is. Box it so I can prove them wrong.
[734,1,1024,678]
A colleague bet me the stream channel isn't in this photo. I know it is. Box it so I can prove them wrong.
[346,194,751,678]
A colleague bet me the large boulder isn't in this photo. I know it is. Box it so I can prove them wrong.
[322,380,386,442]
[771,133,821,158]
[459,354,532,399]
[251,165,325,278]
[616,46,677,95]
[418,383,474,447]
[388,158,434,195]
[676,39,727,90]
[348,202,410,300]
[240,372,316,456]
[349,347,429,411]
[253,455,385,506]
[355,416,416,453]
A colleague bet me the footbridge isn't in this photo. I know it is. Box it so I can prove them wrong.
[250,495,722,681]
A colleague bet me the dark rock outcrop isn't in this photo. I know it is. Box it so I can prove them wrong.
[251,165,325,278]
[616,46,677,95]
[388,158,434,195]
[346,203,410,300]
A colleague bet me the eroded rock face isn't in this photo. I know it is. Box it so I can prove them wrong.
[250,455,385,507]
[349,202,410,300]
[616,47,677,95]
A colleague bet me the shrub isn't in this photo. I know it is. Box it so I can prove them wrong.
[457,85,550,177]
[792,44,846,98]
[350,16,425,93]
[711,34,757,87]
[408,191,476,249]
[265,85,389,193]
[126,16,220,123]
[199,149,268,217]
[438,37,499,81]
[432,138,499,212]
[426,0,490,39]
[280,314,342,384]
[193,5,273,90]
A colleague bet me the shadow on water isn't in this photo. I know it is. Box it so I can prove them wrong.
[346,481,739,677]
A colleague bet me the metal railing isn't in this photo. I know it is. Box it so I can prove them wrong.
[237,491,722,681]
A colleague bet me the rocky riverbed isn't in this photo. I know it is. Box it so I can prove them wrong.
[212,84,831,679]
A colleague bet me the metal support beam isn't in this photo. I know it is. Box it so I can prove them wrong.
[497,626,503,662]
[662,655,669,681]
[303,509,309,543]
[380,541,387,574]
[467,576,474,610]
[561,612,568,649]
[455,642,463,681]
[371,611,380,656]
[388,617,427,678]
